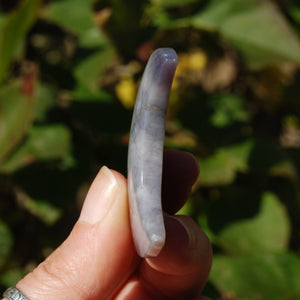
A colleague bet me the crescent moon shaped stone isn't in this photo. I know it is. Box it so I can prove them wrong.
[127,48,178,257]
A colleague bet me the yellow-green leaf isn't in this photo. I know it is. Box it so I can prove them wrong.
[217,192,290,255]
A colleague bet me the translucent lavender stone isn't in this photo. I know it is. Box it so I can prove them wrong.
[128,48,178,257]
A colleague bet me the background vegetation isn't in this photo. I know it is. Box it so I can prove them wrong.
[1,0,300,299]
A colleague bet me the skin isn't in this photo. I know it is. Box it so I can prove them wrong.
[3,149,212,300]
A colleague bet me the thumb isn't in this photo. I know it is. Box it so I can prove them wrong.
[15,166,140,300]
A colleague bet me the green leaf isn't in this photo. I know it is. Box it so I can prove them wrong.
[210,94,250,128]
[20,192,62,225]
[0,220,13,267]
[217,192,290,255]
[0,0,42,82]
[0,82,36,163]
[165,0,300,68]
[74,49,116,93]
[46,0,107,48]
[195,0,300,67]
[72,84,114,102]
[199,139,254,186]
[0,125,71,173]
[210,252,300,300]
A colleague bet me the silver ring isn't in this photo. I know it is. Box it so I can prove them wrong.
[3,287,29,300]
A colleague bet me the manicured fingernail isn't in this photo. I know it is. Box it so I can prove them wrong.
[79,166,118,224]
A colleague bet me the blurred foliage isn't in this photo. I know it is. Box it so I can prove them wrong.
[1,0,300,299]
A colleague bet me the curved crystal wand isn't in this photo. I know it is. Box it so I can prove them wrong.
[127,48,178,257]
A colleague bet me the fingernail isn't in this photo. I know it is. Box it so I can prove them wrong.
[164,214,191,249]
[79,166,118,224]
[173,216,194,247]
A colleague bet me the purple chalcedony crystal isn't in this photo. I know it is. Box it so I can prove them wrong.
[128,48,178,257]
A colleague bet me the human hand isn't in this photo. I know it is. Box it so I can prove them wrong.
[3,149,212,300]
